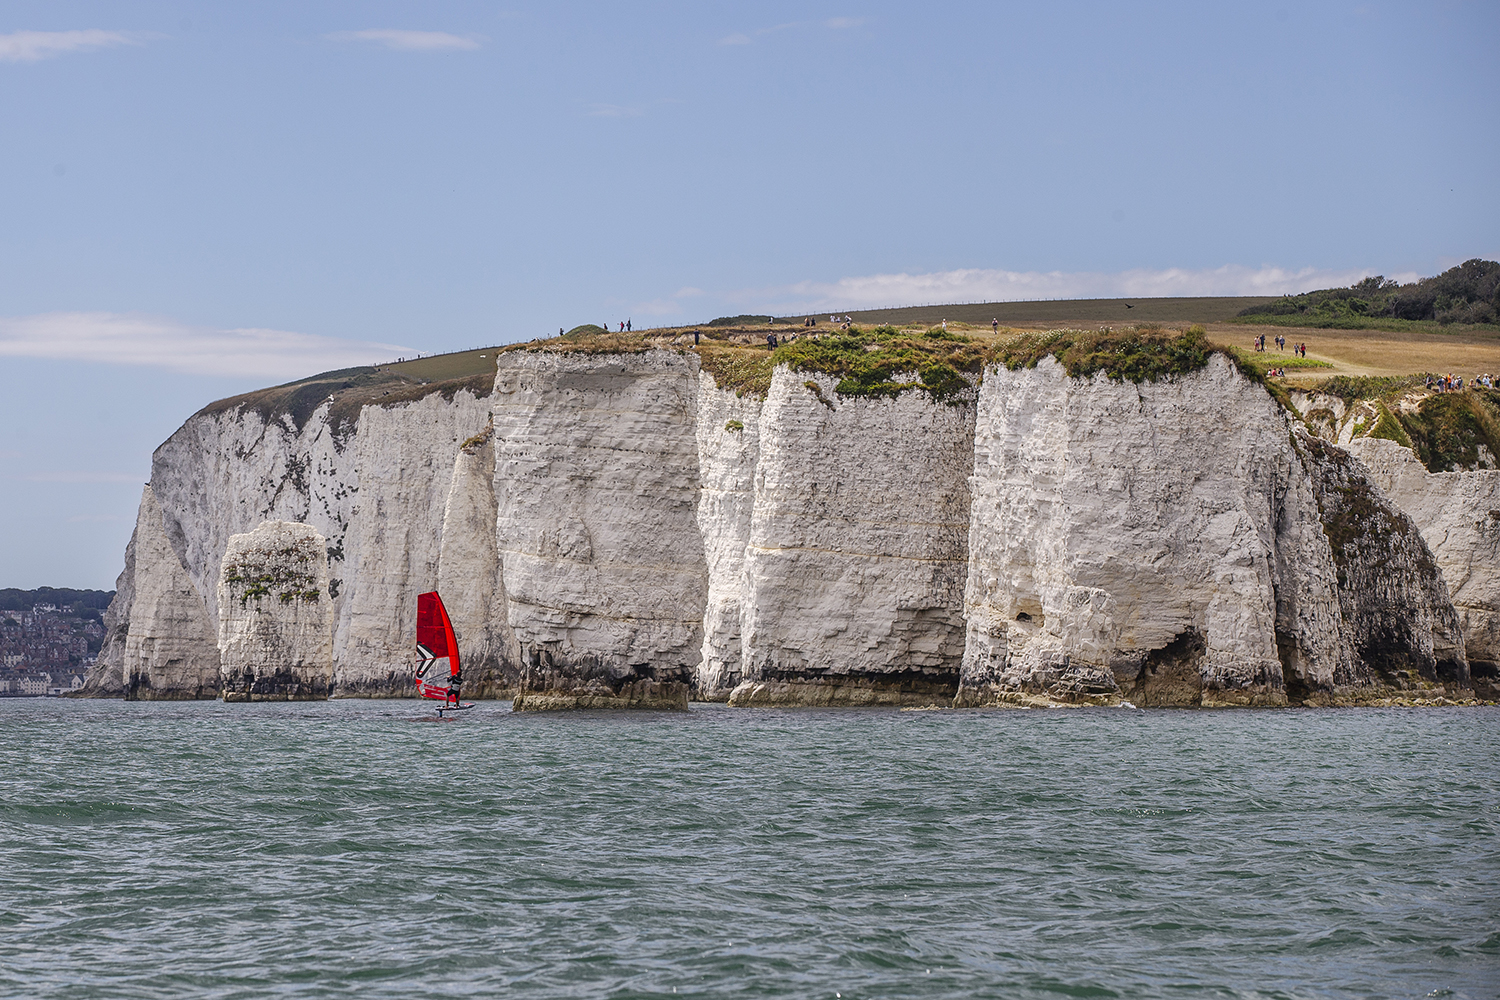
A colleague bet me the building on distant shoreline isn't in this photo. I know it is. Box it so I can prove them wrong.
[0,593,108,696]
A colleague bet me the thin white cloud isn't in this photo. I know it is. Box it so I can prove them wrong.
[720,19,858,45]
[328,29,481,52]
[27,472,141,484]
[587,103,644,118]
[627,287,706,318]
[0,312,414,380]
[0,29,143,63]
[739,265,1423,314]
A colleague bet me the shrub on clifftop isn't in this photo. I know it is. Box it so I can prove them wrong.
[998,326,1215,382]
[775,325,988,401]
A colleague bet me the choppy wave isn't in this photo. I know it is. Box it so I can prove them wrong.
[1,700,1496,999]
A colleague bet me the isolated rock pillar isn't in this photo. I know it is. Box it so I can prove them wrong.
[217,520,334,701]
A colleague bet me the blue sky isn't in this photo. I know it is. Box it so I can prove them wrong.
[2,0,1497,589]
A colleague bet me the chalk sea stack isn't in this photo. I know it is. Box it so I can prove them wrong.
[218,520,334,701]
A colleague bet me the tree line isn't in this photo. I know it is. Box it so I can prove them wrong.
[1238,259,1499,327]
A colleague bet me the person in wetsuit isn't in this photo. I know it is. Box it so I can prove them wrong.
[446,667,462,706]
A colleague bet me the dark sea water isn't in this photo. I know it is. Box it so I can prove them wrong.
[1,699,1496,1000]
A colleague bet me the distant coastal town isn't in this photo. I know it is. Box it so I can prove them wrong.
[0,589,111,696]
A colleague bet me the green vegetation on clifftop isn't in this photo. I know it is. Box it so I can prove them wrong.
[1397,390,1500,472]
[698,324,1242,399]
[777,326,987,401]
[200,350,499,438]
[998,326,1217,382]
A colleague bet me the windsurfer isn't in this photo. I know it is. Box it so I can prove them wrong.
[415,591,465,711]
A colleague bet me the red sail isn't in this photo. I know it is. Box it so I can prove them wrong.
[414,591,461,701]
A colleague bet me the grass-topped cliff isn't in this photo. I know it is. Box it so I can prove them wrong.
[1301,374,1500,473]
[511,321,1500,471]
[188,274,1500,461]
[514,321,1256,401]
[519,320,1326,398]
[197,348,499,439]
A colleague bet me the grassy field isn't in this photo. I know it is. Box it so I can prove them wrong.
[380,347,499,383]
[792,296,1280,328]
[1200,322,1500,388]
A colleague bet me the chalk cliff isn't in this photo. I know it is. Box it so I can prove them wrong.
[436,421,521,698]
[693,373,765,699]
[492,351,706,710]
[218,520,334,701]
[1344,436,1500,698]
[729,369,976,706]
[79,500,137,698]
[332,389,493,694]
[115,484,221,700]
[86,337,1490,707]
[962,356,1331,706]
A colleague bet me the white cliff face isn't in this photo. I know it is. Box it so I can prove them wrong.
[1345,436,1500,693]
[1299,435,1468,691]
[962,355,1361,707]
[492,350,707,709]
[437,423,521,696]
[730,370,976,706]
[81,509,137,697]
[333,390,493,693]
[93,342,1487,709]
[119,485,221,700]
[140,386,491,697]
[149,403,355,637]
[218,520,334,700]
[693,373,764,699]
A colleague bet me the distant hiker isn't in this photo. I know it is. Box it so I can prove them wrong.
[992,318,999,333]
[694,330,700,345]
[627,319,632,332]
[767,333,778,349]
[941,319,947,331]
[559,327,564,336]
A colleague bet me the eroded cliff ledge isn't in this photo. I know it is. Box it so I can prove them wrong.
[85,330,1491,707]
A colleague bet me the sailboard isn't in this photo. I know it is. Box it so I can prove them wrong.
[415,591,472,715]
